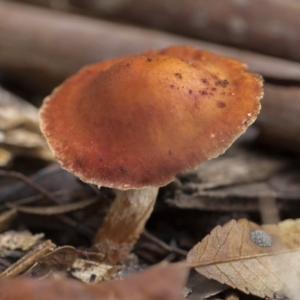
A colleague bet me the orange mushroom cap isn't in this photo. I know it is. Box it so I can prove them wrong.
[39,46,263,190]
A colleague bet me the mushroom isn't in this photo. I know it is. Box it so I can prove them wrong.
[39,46,263,263]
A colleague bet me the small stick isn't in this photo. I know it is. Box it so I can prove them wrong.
[0,240,55,278]
[70,0,300,62]
[6,197,97,215]
[1,1,300,94]
[0,191,67,212]
[256,84,300,154]
[257,194,280,224]
[142,230,188,257]
[0,170,95,239]
[0,257,11,268]
[0,170,61,205]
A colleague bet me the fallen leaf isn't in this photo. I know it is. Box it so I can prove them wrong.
[0,262,189,300]
[165,145,294,213]
[0,230,44,251]
[28,246,78,278]
[2,128,47,149]
[178,146,287,191]
[187,218,300,299]
[0,86,53,161]
[0,240,55,278]
[71,258,117,283]
[1,128,53,160]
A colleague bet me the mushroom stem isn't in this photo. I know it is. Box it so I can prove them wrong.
[92,186,158,263]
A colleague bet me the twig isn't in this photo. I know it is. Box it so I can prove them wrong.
[0,170,96,240]
[70,0,300,62]
[6,197,97,215]
[256,85,300,154]
[1,0,300,95]
[0,190,67,212]
[0,240,55,278]
[0,170,61,204]
[257,194,280,224]
[0,257,11,268]
[142,230,188,257]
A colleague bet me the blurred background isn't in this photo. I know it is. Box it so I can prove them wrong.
[1,0,300,159]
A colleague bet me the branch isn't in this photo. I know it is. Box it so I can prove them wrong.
[1,2,300,93]
[256,84,300,153]
[70,0,300,62]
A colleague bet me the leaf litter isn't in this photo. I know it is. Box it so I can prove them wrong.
[187,218,300,299]
[70,258,118,283]
[0,86,53,162]
[0,230,44,251]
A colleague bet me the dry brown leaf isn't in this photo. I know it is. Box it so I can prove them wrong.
[1,128,53,160]
[0,240,55,278]
[27,246,78,278]
[0,86,53,161]
[187,218,300,299]
[0,262,189,300]
[2,128,47,149]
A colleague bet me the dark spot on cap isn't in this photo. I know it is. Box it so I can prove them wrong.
[76,157,82,164]
[211,87,217,91]
[120,166,128,173]
[200,90,208,95]
[217,101,226,108]
[189,90,193,94]
[215,80,229,87]
[169,149,172,155]
[99,157,103,162]
[147,57,152,62]
[170,84,174,89]
[201,78,208,84]
[126,63,131,67]
[175,73,182,79]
